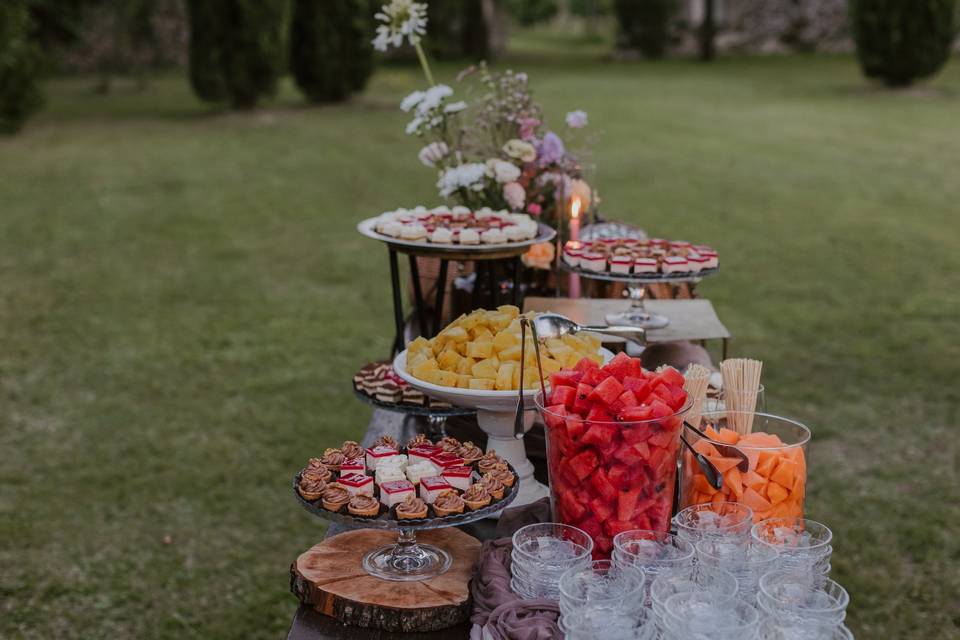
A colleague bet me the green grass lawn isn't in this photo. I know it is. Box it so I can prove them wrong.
[2,54,959,638]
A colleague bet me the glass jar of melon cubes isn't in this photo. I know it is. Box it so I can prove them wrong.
[537,390,692,559]
[680,412,811,523]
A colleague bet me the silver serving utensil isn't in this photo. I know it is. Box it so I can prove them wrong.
[680,433,724,490]
[683,421,750,472]
[533,312,646,346]
[514,319,529,440]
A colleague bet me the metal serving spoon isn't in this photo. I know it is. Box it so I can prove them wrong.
[533,312,646,346]
[680,434,724,490]
[683,421,750,472]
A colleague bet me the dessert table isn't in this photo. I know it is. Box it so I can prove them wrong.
[523,297,732,360]
[288,409,546,640]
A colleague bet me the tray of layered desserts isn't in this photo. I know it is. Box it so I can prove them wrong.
[357,206,556,253]
[293,434,518,529]
[353,361,476,417]
[560,238,719,282]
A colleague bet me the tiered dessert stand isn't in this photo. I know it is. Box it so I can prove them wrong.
[352,386,475,438]
[357,217,556,350]
[561,263,719,329]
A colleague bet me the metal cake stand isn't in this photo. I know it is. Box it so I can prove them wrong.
[561,264,719,329]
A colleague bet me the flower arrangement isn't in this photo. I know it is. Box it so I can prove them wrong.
[373,1,594,231]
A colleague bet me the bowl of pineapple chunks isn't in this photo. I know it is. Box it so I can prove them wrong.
[393,306,607,412]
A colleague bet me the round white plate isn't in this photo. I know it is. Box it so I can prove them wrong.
[357,217,556,254]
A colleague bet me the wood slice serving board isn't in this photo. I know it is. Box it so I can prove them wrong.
[290,528,481,632]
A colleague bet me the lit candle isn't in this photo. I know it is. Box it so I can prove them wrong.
[569,196,581,298]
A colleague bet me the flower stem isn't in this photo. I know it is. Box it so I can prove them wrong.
[414,41,435,86]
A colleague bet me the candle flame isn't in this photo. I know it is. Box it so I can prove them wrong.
[570,196,581,220]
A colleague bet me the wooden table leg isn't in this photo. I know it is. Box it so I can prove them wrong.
[388,248,405,355]
[408,255,427,338]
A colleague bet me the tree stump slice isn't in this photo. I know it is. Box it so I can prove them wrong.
[290,528,481,632]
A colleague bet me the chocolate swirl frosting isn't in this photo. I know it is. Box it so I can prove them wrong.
[457,441,483,463]
[480,474,504,494]
[321,448,345,469]
[298,476,326,495]
[396,495,428,517]
[373,435,398,449]
[462,483,490,503]
[348,494,379,512]
[407,433,430,448]
[478,454,506,475]
[433,490,465,511]
[439,436,462,453]
[321,485,350,507]
[305,457,326,471]
[301,465,332,483]
[487,466,514,486]
[340,440,364,460]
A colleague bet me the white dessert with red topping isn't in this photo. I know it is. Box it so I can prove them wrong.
[580,252,607,272]
[634,257,658,274]
[373,207,539,246]
[379,480,416,508]
[663,256,689,273]
[459,228,480,245]
[375,465,406,486]
[340,458,365,474]
[408,445,442,468]
[442,466,473,491]
[365,445,399,471]
[609,256,633,274]
[430,451,465,470]
[405,461,437,485]
[419,476,455,503]
[337,473,375,497]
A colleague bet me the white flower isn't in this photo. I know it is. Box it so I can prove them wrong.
[485,159,521,184]
[503,182,526,210]
[405,117,423,135]
[502,139,537,163]
[418,142,449,167]
[443,101,467,114]
[415,84,453,116]
[565,110,588,129]
[372,0,428,52]
[400,90,425,112]
[436,163,488,198]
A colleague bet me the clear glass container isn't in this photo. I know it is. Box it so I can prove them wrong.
[672,501,755,546]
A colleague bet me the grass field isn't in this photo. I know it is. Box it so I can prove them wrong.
[2,54,959,638]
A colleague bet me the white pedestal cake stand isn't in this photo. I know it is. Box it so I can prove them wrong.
[393,348,613,509]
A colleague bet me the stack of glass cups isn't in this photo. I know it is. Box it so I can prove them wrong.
[648,567,739,636]
[694,538,779,603]
[510,523,593,600]
[672,502,755,547]
[558,560,646,640]
[612,530,695,606]
[752,517,833,579]
[661,592,761,640]
[757,570,850,638]
[680,412,810,524]
[537,392,691,558]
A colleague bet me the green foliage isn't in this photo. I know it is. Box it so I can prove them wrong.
[0,1,44,133]
[569,0,614,17]
[426,0,489,60]
[506,0,559,26]
[289,0,372,103]
[185,0,286,109]
[850,0,958,86]
[613,0,676,59]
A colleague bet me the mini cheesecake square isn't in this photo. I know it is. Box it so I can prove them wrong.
[337,473,374,497]
[634,257,658,274]
[376,453,408,471]
[686,252,708,272]
[562,249,582,267]
[430,451,465,470]
[379,480,416,508]
[650,238,668,247]
[580,253,607,272]
[609,256,633,274]
[376,465,406,486]
[365,445,399,471]
[408,445,442,467]
[662,256,689,273]
[340,458,365,474]
[700,251,719,269]
[669,240,692,251]
[420,476,455,504]
[405,461,437,485]
[442,466,474,491]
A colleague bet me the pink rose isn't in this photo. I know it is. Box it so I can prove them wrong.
[519,118,541,140]
[503,182,526,211]
[526,203,542,215]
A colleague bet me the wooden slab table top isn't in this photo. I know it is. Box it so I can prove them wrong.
[287,409,536,640]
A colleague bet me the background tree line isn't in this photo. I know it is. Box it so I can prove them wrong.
[1,0,957,133]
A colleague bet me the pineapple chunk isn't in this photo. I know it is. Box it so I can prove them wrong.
[423,370,445,385]
[437,350,464,371]
[407,351,429,369]
[561,334,588,351]
[486,313,513,331]
[436,370,459,387]
[471,357,501,380]
[499,344,522,361]
[496,362,517,390]
[469,378,496,391]
[540,356,563,375]
[466,341,493,359]
[408,336,431,354]
[456,374,473,389]
[505,318,522,335]
[442,326,469,343]
[456,357,475,375]
[493,330,520,353]
[412,358,439,380]
[546,344,574,361]
[470,326,494,342]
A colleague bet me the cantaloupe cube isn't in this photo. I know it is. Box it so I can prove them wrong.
[715,428,740,445]
[496,362,517,390]
[469,378,495,390]
[725,467,744,500]
[742,486,772,513]
[770,458,798,488]
[693,474,717,495]
[437,350,463,371]
[466,341,493,359]
[471,357,500,380]
[766,481,789,505]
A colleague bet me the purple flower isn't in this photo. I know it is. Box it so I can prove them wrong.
[565,110,588,129]
[537,132,565,167]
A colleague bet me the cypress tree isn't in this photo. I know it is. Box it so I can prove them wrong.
[289,0,373,103]
[185,0,227,102]
[613,0,676,59]
[850,0,957,87]
[0,1,44,134]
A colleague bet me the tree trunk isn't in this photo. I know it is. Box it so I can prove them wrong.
[698,0,715,61]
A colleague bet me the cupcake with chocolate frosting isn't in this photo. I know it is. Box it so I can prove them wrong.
[478,451,506,475]
[305,457,326,471]
[396,494,428,520]
[432,490,465,517]
[321,485,351,511]
[320,448,345,471]
[373,434,398,449]
[298,476,327,501]
[461,483,491,511]
[486,464,515,488]
[347,494,380,517]
[457,441,483,465]
[439,436,461,453]
[340,440,364,460]
[301,464,332,484]
[480,474,505,500]
[407,433,430,449]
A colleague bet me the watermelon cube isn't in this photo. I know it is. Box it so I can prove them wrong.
[565,415,587,440]
[607,463,633,491]
[603,519,635,537]
[578,515,602,541]
[655,366,685,389]
[590,376,625,406]
[572,383,594,416]
[649,399,674,420]
[543,404,568,429]
[595,535,613,554]
[617,390,639,409]
[589,468,619,503]
[622,376,651,400]
[648,426,676,449]
[559,490,587,521]
[618,405,654,424]
[601,352,640,381]
[550,369,582,388]
[581,423,617,448]
[568,449,599,482]
[574,357,599,374]
[589,497,614,522]
[550,385,577,410]
[617,487,642,521]
[585,404,615,424]
[651,383,674,405]
[621,421,654,443]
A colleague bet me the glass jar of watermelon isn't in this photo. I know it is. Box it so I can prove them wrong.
[535,354,692,559]
[680,411,811,523]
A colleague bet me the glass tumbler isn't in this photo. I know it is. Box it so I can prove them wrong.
[672,501,755,546]
[510,523,593,600]
[649,567,739,635]
[613,529,695,604]
[695,538,780,603]
[661,591,761,639]
[752,517,833,576]
[559,560,646,624]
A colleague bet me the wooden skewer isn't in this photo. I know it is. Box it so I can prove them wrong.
[721,358,763,434]
[683,364,712,430]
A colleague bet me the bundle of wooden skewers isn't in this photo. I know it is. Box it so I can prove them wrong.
[683,358,764,435]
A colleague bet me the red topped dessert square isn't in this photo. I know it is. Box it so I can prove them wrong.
[419,476,454,503]
[442,465,474,491]
[338,473,374,497]
[430,451,465,469]
[341,458,365,474]
[379,479,416,507]
[409,445,442,467]
[365,445,399,470]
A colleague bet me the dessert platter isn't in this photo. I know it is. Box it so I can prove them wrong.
[391,306,613,507]
[294,434,518,580]
[560,238,720,329]
[357,206,556,254]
